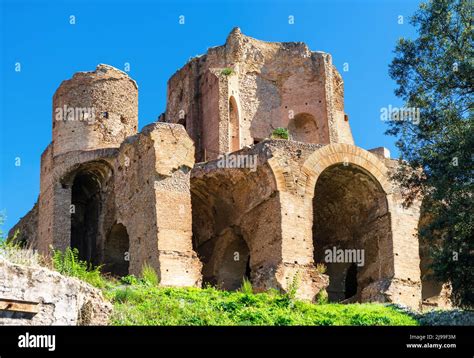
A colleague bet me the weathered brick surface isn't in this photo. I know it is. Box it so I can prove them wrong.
[164,28,353,162]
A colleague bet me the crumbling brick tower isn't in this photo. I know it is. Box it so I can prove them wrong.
[164,28,423,308]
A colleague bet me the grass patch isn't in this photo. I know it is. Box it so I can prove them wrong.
[0,238,44,268]
[52,247,108,289]
[107,285,418,326]
[240,278,253,295]
[141,264,159,287]
[0,216,422,327]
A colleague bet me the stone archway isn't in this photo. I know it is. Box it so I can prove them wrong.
[302,145,391,193]
[288,113,318,143]
[294,144,423,307]
[191,156,280,292]
[272,143,411,304]
[71,173,101,264]
[312,163,391,302]
[67,161,113,266]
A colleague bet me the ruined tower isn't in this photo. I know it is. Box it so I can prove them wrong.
[164,27,353,162]
[52,64,138,155]
[37,65,139,256]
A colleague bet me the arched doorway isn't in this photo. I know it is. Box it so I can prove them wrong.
[69,161,112,266]
[288,113,318,143]
[229,96,240,152]
[104,223,130,277]
[71,172,102,264]
[190,167,275,292]
[312,163,390,302]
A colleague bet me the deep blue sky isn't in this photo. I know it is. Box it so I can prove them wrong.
[0,0,420,232]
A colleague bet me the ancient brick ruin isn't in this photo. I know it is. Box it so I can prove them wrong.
[10,28,449,310]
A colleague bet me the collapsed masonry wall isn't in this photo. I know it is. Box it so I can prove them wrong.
[192,141,331,300]
[191,149,287,291]
[0,259,111,325]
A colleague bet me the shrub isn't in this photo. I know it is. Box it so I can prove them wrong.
[52,247,106,289]
[221,67,234,76]
[266,288,281,297]
[315,288,329,304]
[286,271,301,300]
[315,263,327,274]
[141,263,159,286]
[240,278,253,295]
[120,274,139,286]
[271,127,289,140]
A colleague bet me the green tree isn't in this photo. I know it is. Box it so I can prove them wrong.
[388,0,473,307]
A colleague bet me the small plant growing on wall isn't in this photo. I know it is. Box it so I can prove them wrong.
[271,127,289,140]
[315,263,327,274]
[221,67,235,76]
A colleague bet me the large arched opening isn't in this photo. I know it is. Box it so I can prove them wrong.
[288,113,318,143]
[191,161,278,292]
[69,161,112,266]
[312,163,391,302]
[191,175,251,291]
[71,173,101,264]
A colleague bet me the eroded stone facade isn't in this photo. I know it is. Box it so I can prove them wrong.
[10,29,443,309]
